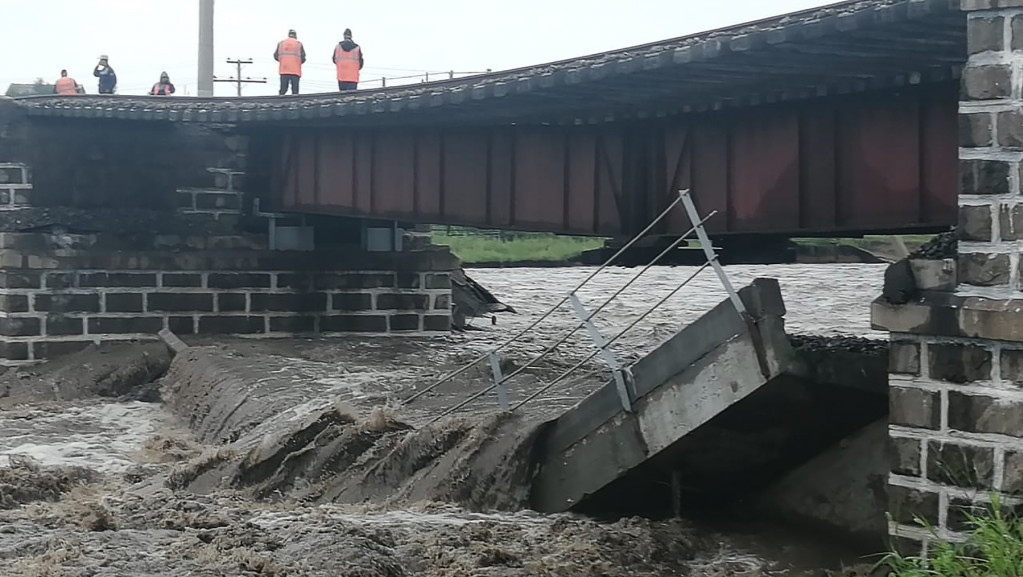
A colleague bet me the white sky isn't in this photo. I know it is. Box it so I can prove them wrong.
[2,0,841,96]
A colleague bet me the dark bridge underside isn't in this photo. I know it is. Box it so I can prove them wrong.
[267,84,957,237]
[13,0,965,237]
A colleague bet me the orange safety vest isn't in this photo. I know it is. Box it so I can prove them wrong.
[55,77,77,95]
[277,38,303,76]
[151,83,173,96]
[334,45,361,83]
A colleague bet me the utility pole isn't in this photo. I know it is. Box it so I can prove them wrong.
[213,58,267,96]
[198,0,214,97]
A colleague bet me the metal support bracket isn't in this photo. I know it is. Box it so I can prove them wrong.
[569,293,632,412]
[252,198,308,251]
[678,190,772,377]
[678,189,746,316]
[488,351,509,411]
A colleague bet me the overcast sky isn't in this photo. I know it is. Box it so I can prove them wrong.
[3,0,840,96]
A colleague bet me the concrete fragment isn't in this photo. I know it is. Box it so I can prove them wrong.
[158,328,188,356]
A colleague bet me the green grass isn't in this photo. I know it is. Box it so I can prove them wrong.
[883,502,1023,577]
[791,235,936,248]
[432,229,943,264]
[431,230,606,264]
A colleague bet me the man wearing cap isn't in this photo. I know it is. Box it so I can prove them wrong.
[333,28,364,92]
[93,56,117,94]
[274,29,306,95]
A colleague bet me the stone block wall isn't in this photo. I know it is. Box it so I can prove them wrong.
[18,119,245,211]
[874,0,1023,556]
[0,235,454,364]
[959,0,1023,297]
[886,329,1023,549]
[0,98,456,367]
[0,162,32,210]
[177,168,246,220]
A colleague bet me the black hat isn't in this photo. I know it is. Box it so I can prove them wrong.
[344,28,352,38]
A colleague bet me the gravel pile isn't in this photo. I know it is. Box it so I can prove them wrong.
[908,228,957,260]
[788,334,887,356]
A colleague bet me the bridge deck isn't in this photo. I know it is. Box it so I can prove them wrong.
[12,0,963,127]
[4,0,964,238]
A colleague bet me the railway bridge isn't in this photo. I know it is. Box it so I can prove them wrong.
[7,0,964,244]
[2,0,1022,560]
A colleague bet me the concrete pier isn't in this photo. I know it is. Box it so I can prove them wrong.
[0,100,454,364]
[872,0,1023,554]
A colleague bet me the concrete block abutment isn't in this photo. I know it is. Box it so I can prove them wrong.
[869,0,1023,554]
[0,235,455,364]
[0,184,452,366]
[0,116,455,364]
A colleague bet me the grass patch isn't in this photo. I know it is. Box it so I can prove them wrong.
[432,229,605,264]
[884,502,1023,576]
[791,235,936,248]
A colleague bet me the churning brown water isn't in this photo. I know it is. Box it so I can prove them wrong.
[0,264,886,577]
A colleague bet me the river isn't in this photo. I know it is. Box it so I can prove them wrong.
[0,264,887,577]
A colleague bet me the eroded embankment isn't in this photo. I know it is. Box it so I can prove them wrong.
[0,338,882,577]
[159,346,546,511]
[0,342,171,406]
[0,343,707,577]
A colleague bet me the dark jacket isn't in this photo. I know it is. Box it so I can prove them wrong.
[93,65,117,93]
[332,39,364,69]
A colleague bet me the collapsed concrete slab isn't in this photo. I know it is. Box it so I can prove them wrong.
[531,278,797,513]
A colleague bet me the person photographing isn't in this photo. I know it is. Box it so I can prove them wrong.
[93,55,117,94]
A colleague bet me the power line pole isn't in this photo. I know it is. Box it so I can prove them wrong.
[198,0,214,96]
[213,58,266,96]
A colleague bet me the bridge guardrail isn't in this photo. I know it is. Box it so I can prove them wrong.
[402,189,747,422]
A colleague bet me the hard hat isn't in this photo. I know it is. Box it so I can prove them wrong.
[100,55,108,60]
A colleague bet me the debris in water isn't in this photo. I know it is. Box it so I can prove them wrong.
[0,455,94,509]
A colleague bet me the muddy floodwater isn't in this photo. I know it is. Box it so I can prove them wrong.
[0,264,887,577]
[468,264,885,339]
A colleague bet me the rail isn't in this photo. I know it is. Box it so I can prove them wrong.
[359,70,492,89]
[403,189,747,422]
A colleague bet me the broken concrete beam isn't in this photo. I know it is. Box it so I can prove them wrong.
[530,278,795,513]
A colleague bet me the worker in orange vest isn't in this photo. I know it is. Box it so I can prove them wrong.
[54,70,81,95]
[150,72,176,96]
[333,28,364,92]
[274,29,306,95]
